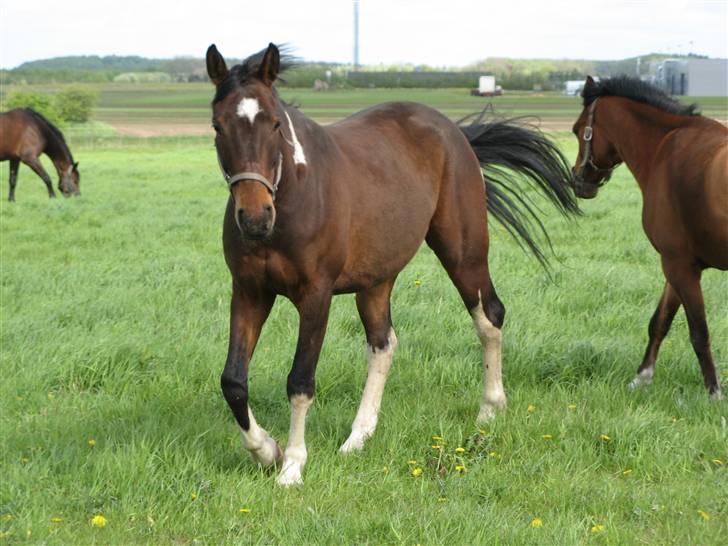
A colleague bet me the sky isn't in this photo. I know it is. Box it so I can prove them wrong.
[1,0,727,69]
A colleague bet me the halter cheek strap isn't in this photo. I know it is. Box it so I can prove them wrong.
[576,98,619,187]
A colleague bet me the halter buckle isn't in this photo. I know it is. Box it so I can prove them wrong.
[583,126,593,141]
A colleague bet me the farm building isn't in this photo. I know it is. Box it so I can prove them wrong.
[654,58,728,96]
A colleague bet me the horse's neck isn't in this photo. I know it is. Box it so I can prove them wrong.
[601,99,691,188]
[38,124,72,174]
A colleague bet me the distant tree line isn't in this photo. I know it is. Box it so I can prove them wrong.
[1,53,708,90]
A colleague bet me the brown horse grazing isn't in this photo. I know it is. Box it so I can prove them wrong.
[209,43,579,485]
[0,108,80,201]
[572,75,727,398]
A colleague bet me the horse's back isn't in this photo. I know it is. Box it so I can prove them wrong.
[323,102,484,292]
[0,109,41,161]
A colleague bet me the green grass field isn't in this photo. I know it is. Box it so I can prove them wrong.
[1,114,727,543]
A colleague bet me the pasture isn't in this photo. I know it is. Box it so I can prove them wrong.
[1,97,727,544]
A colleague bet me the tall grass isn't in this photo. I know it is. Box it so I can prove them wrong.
[0,134,725,544]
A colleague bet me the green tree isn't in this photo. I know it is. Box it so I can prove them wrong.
[55,88,97,122]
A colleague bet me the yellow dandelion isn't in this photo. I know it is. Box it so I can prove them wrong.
[51,517,63,523]
[407,460,417,465]
[489,451,498,457]
[90,515,107,528]
[600,434,611,442]
[697,510,710,521]
[411,467,423,477]
[530,518,544,528]
[527,404,536,413]
[591,524,605,534]
[20,457,29,464]
[88,439,96,447]
[542,434,553,440]
[567,404,577,410]
[414,279,422,287]
[432,435,442,441]
[431,445,442,450]
[239,508,251,514]
[479,429,487,436]
[383,466,389,474]
[622,469,633,476]
[437,497,448,502]
[711,459,724,466]
[455,464,466,472]
[455,447,465,454]
[191,492,198,500]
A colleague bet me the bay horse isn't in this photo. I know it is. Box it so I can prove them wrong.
[0,108,80,201]
[572,75,726,398]
[208,43,579,485]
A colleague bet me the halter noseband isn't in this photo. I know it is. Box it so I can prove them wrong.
[576,98,619,188]
[217,152,281,196]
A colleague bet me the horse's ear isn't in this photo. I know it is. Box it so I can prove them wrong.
[206,44,228,86]
[73,161,79,171]
[584,75,596,90]
[258,43,280,87]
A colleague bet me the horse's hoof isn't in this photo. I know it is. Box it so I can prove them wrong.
[276,463,304,487]
[340,431,369,454]
[710,389,723,401]
[249,438,283,468]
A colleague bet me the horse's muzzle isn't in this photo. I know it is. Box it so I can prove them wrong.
[574,178,600,199]
[236,206,275,240]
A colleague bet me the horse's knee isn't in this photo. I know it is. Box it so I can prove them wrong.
[221,372,250,429]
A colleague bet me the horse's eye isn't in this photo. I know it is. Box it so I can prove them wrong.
[213,123,222,134]
[273,119,281,131]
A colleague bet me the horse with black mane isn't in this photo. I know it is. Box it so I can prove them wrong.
[0,108,80,201]
[209,43,579,485]
[572,75,726,398]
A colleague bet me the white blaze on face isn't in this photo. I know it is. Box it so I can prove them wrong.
[237,97,261,124]
[284,111,307,165]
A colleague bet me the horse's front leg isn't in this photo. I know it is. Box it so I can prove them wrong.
[221,283,280,466]
[277,286,333,486]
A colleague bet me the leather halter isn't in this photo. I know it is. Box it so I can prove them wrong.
[576,98,619,188]
[216,152,280,196]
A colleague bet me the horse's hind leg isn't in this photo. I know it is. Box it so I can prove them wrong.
[340,280,397,453]
[663,261,722,398]
[8,159,19,202]
[23,158,56,198]
[630,281,681,389]
[427,224,507,423]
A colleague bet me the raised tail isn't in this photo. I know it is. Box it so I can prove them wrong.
[459,113,580,268]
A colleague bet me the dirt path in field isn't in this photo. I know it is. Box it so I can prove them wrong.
[110,119,580,136]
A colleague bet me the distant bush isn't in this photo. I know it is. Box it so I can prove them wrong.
[113,72,172,83]
[4,88,97,123]
[55,88,97,122]
[4,91,63,125]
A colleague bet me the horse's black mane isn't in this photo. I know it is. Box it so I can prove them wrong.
[24,108,75,160]
[214,45,295,104]
[582,75,700,117]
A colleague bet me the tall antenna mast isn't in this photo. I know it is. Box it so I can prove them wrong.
[353,0,360,71]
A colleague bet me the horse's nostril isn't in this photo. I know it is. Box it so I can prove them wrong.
[237,209,247,226]
[263,204,273,214]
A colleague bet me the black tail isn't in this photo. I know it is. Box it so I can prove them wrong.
[460,112,580,268]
